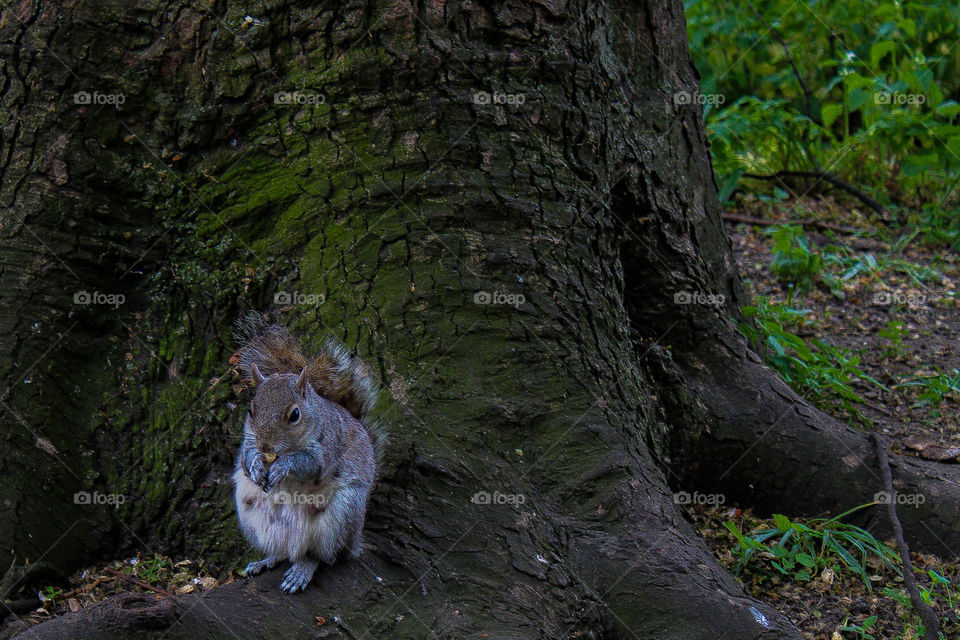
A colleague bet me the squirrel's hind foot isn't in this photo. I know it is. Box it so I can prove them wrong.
[244,555,282,577]
[279,559,319,593]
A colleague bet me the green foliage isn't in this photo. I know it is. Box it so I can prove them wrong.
[725,506,901,590]
[922,569,960,609]
[882,570,960,637]
[740,297,887,424]
[840,615,879,639]
[768,225,823,292]
[877,320,907,357]
[38,585,63,606]
[686,0,960,244]
[132,554,170,585]
[896,368,960,408]
[763,225,939,299]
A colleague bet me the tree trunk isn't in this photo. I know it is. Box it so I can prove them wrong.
[1,1,956,639]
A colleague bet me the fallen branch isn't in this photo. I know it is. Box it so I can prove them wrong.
[871,434,940,640]
[743,170,891,222]
[103,568,173,597]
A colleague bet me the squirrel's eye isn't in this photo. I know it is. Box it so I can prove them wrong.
[289,407,300,424]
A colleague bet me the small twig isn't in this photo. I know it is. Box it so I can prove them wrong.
[871,434,939,640]
[721,212,866,236]
[103,568,174,597]
[722,212,889,251]
[743,170,891,222]
[57,576,113,600]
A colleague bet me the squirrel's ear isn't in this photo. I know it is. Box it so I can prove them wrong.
[296,367,310,397]
[251,363,266,386]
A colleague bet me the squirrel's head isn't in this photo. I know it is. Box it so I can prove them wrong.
[246,363,319,455]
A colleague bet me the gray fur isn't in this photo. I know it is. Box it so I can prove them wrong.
[232,322,380,593]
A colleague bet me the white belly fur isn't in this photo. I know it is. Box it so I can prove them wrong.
[233,468,340,561]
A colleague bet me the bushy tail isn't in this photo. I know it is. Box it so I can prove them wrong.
[234,313,381,427]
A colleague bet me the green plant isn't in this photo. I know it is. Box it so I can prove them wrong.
[922,569,960,610]
[882,585,912,608]
[686,0,960,246]
[38,585,63,606]
[883,571,960,637]
[134,554,170,585]
[820,245,880,295]
[840,614,878,639]
[725,505,901,590]
[896,367,960,408]
[765,227,926,300]
[878,320,907,357]
[740,297,887,424]
[881,256,943,286]
[768,225,823,293]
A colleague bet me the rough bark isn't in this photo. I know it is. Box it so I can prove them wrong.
[0,0,954,639]
[668,324,960,556]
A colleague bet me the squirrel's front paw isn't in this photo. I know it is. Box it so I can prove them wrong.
[264,455,293,493]
[247,455,269,492]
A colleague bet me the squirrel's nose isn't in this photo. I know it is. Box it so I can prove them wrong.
[259,442,274,454]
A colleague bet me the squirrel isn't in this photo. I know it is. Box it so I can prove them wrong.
[231,313,384,593]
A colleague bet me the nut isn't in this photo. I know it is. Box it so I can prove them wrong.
[263,452,277,463]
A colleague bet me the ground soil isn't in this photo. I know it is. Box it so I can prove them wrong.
[710,193,960,639]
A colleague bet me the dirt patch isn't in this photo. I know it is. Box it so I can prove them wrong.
[0,554,229,639]
[692,503,960,640]
[712,194,960,638]
[727,195,959,452]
